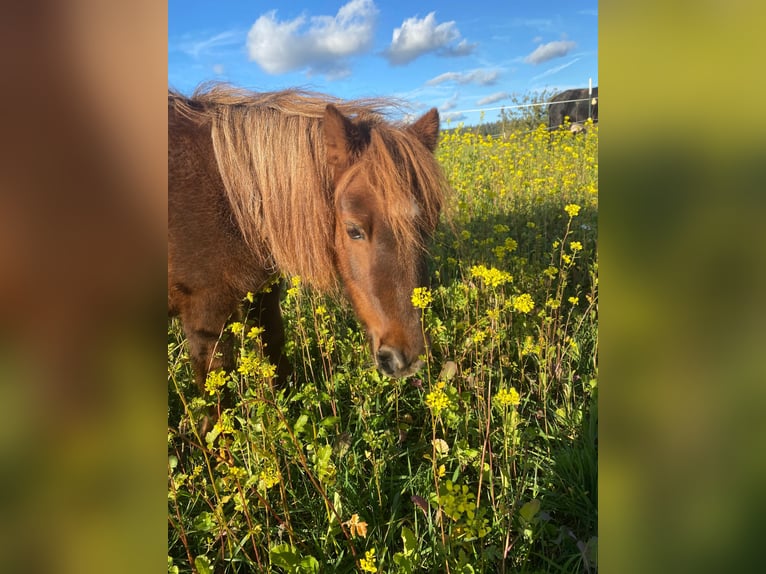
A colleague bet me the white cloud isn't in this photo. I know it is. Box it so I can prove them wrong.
[530,57,580,82]
[246,0,378,78]
[477,92,510,106]
[443,38,476,57]
[440,93,460,111]
[426,69,498,86]
[523,40,577,65]
[384,12,476,65]
[178,31,241,59]
[442,111,466,124]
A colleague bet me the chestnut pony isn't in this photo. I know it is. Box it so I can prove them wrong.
[169,84,447,394]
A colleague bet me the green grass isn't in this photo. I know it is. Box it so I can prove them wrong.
[168,122,598,573]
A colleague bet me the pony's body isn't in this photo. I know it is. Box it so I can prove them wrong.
[169,84,446,395]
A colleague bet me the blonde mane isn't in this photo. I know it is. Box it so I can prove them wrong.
[169,83,447,291]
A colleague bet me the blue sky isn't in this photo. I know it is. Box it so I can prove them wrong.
[168,0,598,126]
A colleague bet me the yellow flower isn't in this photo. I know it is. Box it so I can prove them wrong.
[471,329,488,344]
[495,387,521,407]
[286,275,302,297]
[543,266,558,279]
[259,362,277,379]
[569,241,583,252]
[570,339,580,353]
[425,384,450,415]
[513,293,534,314]
[258,461,280,490]
[520,336,541,356]
[204,369,227,396]
[360,548,377,572]
[246,326,264,340]
[470,265,512,288]
[568,296,579,305]
[411,287,433,309]
[565,204,581,217]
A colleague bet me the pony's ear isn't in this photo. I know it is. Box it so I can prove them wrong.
[323,104,357,173]
[408,108,440,152]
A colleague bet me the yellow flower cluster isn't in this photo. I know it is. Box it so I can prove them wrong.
[237,353,277,379]
[437,126,597,224]
[360,548,377,572]
[565,203,581,218]
[520,335,541,356]
[425,382,450,415]
[258,461,280,490]
[204,369,228,396]
[246,326,264,340]
[286,275,302,297]
[495,387,521,407]
[470,265,513,288]
[471,329,488,344]
[512,293,535,313]
[411,286,433,309]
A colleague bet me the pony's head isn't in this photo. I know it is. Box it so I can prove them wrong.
[323,104,443,378]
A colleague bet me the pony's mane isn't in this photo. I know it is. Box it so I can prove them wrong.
[169,83,448,291]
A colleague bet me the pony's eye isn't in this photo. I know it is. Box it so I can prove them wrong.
[346,224,366,240]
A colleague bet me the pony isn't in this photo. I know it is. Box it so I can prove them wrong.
[169,83,448,399]
[548,87,599,131]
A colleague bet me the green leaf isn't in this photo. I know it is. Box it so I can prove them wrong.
[401,526,417,556]
[293,414,309,436]
[270,544,300,572]
[299,556,319,573]
[192,511,215,532]
[193,555,212,574]
[393,553,413,573]
[519,499,541,524]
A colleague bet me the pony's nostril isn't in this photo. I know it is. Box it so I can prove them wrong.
[376,346,404,377]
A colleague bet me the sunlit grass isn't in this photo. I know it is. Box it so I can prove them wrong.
[168,122,598,573]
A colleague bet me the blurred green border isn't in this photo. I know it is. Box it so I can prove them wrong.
[601,1,766,572]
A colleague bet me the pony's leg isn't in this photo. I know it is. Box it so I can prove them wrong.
[248,285,292,387]
[179,291,237,433]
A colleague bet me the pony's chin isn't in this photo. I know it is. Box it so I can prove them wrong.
[394,358,425,378]
[375,343,425,378]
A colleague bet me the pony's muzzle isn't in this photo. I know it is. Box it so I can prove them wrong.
[376,345,423,378]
